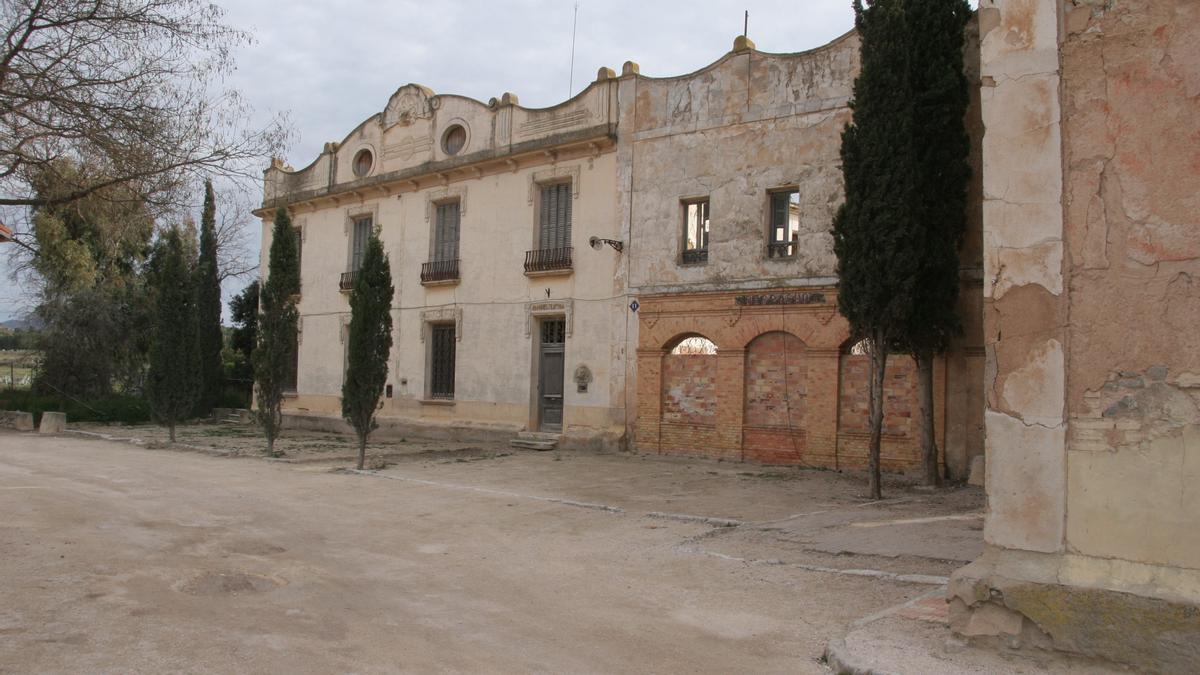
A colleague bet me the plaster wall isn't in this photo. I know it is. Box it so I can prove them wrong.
[951,0,1200,669]
[624,36,859,294]
[260,149,630,443]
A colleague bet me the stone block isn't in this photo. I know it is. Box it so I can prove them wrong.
[38,411,67,434]
[1,410,35,431]
[967,454,985,487]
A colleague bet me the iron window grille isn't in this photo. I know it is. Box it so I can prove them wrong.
[524,247,573,273]
[429,324,456,399]
[421,259,460,283]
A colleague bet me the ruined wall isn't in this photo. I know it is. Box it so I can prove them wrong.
[1060,0,1200,571]
[951,1,1200,669]
[624,35,859,295]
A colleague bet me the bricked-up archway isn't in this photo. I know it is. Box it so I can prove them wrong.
[657,335,720,456]
[836,339,946,473]
[743,332,808,463]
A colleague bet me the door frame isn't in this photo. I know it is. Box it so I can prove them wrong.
[535,317,566,432]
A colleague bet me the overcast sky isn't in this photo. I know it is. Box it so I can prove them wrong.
[2,0,861,322]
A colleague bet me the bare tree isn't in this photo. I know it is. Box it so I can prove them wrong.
[0,0,289,228]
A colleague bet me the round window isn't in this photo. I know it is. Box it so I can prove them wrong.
[352,149,373,177]
[442,125,467,156]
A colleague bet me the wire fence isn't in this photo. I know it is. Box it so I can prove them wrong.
[0,351,39,390]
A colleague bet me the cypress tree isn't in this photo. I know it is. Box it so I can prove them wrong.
[194,179,224,416]
[901,0,973,487]
[254,208,299,456]
[342,232,394,470]
[147,226,199,442]
[833,0,923,499]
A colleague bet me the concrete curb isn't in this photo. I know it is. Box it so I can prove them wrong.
[823,637,896,675]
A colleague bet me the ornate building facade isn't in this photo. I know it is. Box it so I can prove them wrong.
[258,32,984,477]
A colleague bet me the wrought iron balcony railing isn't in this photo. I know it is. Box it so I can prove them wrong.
[339,270,358,291]
[682,248,708,265]
[421,258,461,284]
[524,246,573,274]
[766,242,795,259]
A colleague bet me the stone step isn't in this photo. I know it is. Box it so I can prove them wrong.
[510,438,558,451]
[510,431,560,451]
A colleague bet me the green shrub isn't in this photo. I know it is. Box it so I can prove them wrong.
[0,390,152,425]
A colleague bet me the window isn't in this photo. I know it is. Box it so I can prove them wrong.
[768,189,800,258]
[429,324,456,399]
[682,199,709,264]
[538,182,572,250]
[442,125,467,155]
[352,149,373,178]
[349,215,373,272]
[433,201,460,262]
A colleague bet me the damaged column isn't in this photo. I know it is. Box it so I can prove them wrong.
[949,0,1200,671]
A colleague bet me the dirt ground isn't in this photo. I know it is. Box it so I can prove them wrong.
[71,420,493,465]
[0,428,984,674]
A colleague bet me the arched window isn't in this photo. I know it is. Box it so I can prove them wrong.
[670,336,717,355]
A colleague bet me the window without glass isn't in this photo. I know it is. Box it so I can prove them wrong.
[768,189,800,258]
[433,201,460,262]
[429,324,456,399]
[538,182,572,250]
[682,199,710,264]
[349,215,373,271]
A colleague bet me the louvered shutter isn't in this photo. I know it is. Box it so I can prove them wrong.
[538,182,571,250]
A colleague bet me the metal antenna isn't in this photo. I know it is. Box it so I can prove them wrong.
[568,2,580,98]
[743,10,748,37]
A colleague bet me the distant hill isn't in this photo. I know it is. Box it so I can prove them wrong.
[0,315,42,331]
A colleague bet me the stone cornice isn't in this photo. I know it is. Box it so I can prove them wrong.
[255,126,616,217]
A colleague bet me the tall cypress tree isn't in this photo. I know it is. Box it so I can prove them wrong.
[194,179,224,416]
[342,232,394,470]
[147,226,199,442]
[901,0,973,487]
[833,0,923,500]
[254,208,299,456]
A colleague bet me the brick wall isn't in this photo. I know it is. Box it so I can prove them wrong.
[633,288,962,474]
[661,353,717,424]
[838,353,917,437]
[743,332,808,463]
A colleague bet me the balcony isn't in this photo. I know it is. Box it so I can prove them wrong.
[524,247,573,277]
[766,242,795,259]
[681,248,708,265]
[421,258,461,286]
[339,270,358,291]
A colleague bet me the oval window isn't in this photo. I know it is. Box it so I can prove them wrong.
[442,124,467,156]
[352,149,373,177]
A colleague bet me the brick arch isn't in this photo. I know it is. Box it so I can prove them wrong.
[663,332,718,353]
[742,331,808,463]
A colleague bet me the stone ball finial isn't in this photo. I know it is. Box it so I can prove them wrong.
[732,35,756,52]
[595,66,616,81]
[621,61,640,76]
[500,92,520,106]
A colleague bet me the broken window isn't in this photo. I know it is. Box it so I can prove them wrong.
[767,189,800,258]
[682,198,709,265]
